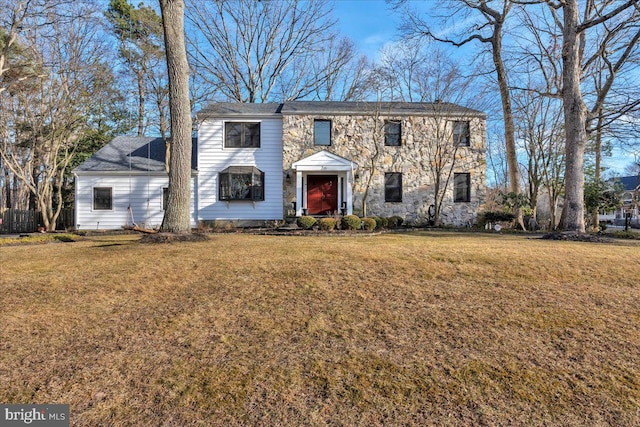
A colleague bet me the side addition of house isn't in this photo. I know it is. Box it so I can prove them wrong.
[74,101,486,230]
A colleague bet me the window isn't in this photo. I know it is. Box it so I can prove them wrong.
[384,120,401,146]
[454,173,471,202]
[385,172,402,202]
[162,187,169,210]
[93,187,112,210]
[225,122,260,148]
[452,121,470,146]
[219,166,264,201]
[314,119,331,146]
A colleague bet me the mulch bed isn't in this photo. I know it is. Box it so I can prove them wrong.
[540,231,612,243]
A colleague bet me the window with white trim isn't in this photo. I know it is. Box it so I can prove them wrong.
[93,187,112,210]
[314,119,331,146]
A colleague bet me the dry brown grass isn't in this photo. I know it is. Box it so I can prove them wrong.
[1,232,639,426]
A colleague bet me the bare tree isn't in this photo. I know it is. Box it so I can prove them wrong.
[546,0,640,232]
[624,153,640,177]
[305,37,370,101]
[0,0,41,88]
[0,2,118,230]
[159,0,192,234]
[513,85,565,229]
[398,0,524,228]
[185,0,364,103]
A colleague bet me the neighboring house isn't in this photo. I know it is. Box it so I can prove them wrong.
[74,101,486,230]
[600,175,640,226]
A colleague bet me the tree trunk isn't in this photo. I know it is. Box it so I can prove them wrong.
[137,70,146,137]
[561,0,587,233]
[591,111,604,230]
[492,24,524,230]
[29,165,38,211]
[4,167,11,209]
[159,0,192,234]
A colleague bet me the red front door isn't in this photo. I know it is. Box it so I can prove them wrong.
[307,175,338,215]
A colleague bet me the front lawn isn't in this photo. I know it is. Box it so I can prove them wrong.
[1,232,639,426]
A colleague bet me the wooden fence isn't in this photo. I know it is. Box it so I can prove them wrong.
[0,209,74,234]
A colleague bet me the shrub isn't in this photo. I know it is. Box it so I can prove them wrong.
[341,214,362,230]
[297,216,317,230]
[374,216,388,229]
[391,216,404,227]
[371,216,381,229]
[317,218,337,231]
[481,211,515,224]
[361,217,377,231]
[386,216,399,228]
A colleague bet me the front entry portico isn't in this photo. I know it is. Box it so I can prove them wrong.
[291,151,357,217]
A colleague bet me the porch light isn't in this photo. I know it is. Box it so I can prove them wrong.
[285,171,291,183]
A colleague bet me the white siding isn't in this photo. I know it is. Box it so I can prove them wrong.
[75,174,197,230]
[198,117,283,220]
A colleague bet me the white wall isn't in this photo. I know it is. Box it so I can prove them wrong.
[75,174,197,230]
[198,117,283,220]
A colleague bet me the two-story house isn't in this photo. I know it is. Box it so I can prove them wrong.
[599,175,640,226]
[73,101,486,230]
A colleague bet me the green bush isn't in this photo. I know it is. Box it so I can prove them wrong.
[481,211,515,223]
[341,214,362,230]
[374,216,388,229]
[386,216,399,228]
[317,217,337,231]
[361,217,377,231]
[392,216,404,227]
[371,216,381,229]
[297,215,317,230]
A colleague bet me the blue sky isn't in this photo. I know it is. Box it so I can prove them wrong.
[332,0,401,59]
[330,1,636,175]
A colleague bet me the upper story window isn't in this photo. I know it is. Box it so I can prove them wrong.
[314,119,331,146]
[93,187,112,210]
[385,172,403,202]
[225,122,260,148]
[219,166,264,201]
[452,121,470,146]
[384,120,401,146]
[454,173,471,202]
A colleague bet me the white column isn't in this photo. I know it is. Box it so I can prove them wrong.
[346,170,353,215]
[296,171,303,216]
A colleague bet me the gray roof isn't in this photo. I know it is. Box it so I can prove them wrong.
[74,136,197,173]
[198,101,485,118]
[281,101,485,117]
[198,102,283,118]
[616,175,640,191]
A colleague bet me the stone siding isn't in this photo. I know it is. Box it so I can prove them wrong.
[282,112,486,226]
